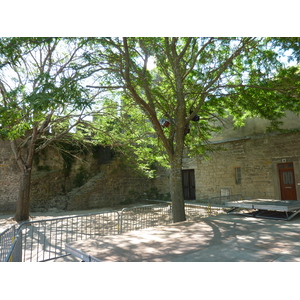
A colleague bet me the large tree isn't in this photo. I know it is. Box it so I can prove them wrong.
[0,38,100,222]
[1,37,298,223]
[88,37,300,223]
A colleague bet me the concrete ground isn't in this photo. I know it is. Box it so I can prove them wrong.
[65,212,300,262]
[3,205,300,262]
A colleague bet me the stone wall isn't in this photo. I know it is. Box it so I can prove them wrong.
[46,158,157,211]
[4,113,298,213]
[0,141,170,213]
[184,131,300,201]
[0,141,20,212]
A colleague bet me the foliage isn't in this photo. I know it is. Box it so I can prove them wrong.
[87,37,300,168]
[0,37,100,145]
[84,37,300,222]
[0,37,102,221]
[272,37,300,63]
[51,136,90,177]
[74,165,89,187]
[92,94,169,177]
[1,37,299,222]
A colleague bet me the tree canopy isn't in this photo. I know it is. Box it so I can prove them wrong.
[1,37,299,222]
[0,38,98,143]
[0,37,101,221]
[86,37,300,221]
[87,37,300,160]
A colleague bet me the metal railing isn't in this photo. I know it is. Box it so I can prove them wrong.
[185,203,224,220]
[144,199,228,219]
[208,194,244,205]
[5,210,120,262]
[119,203,172,234]
[2,202,225,262]
[0,225,16,262]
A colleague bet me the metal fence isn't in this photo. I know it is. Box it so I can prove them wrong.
[0,225,16,262]
[185,203,224,220]
[2,202,225,262]
[5,210,120,262]
[119,203,172,234]
[208,194,244,205]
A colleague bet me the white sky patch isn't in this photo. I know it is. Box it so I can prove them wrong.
[147,56,156,70]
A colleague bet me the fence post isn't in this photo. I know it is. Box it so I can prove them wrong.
[118,211,122,235]
[11,231,22,262]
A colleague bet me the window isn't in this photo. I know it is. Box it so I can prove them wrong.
[235,167,241,184]
[282,171,294,185]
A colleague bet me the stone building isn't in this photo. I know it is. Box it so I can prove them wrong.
[182,111,300,202]
[1,111,300,213]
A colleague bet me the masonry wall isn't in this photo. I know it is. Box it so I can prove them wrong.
[3,113,298,213]
[52,159,168,212]
[0,141,20,212]
[184,131,300,201]
[0,141,170,213]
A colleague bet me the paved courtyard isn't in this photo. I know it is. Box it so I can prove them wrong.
[65,212,300,262]
[3,203,300,262]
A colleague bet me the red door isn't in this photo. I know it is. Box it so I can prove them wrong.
[278,163,297,200]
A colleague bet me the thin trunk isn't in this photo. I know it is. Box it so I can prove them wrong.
[170,154,186,223]
[12,127,38,222]
[15,169,32,222]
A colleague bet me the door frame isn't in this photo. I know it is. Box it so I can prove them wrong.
[278,162,297,200]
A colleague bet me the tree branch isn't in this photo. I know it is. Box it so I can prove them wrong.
[122,37,174,157]
[86,85,126,89]
[204,38,256,93]
[183,37,215,80]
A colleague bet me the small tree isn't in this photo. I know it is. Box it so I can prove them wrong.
[0,38,99,221]
[88,37,300,223]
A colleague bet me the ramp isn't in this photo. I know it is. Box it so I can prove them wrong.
[225,199,300,221]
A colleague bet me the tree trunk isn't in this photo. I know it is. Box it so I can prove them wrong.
[14,169,32,222]
[170,154,186,223]
[11,128,38,222]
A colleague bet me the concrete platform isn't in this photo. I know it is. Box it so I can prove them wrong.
[225,199,300,220]
[226,199,300,212]
[65,213,300,262]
